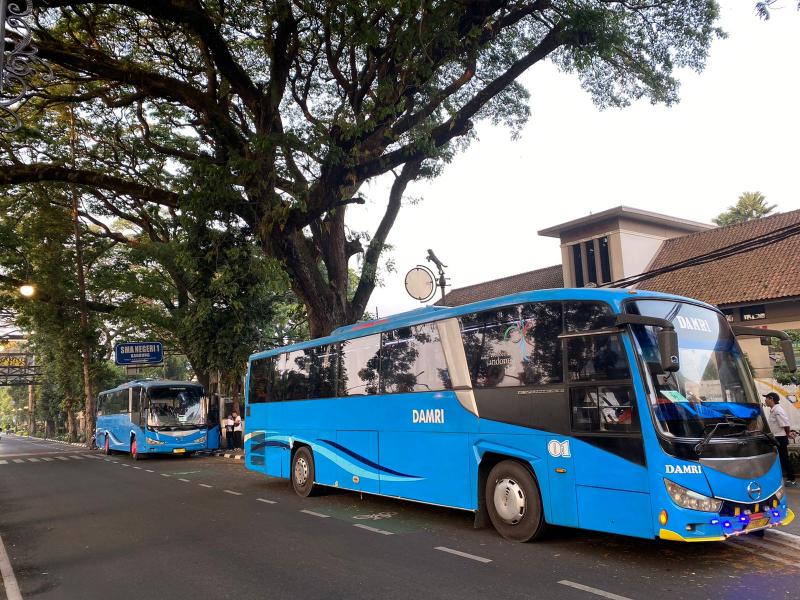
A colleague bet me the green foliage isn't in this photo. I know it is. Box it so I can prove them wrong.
[0,1,724,335]
[713,192,777,227]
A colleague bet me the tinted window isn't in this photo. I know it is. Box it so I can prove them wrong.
[585,241,597,284]
[131,387,141,412]
[275,350,314,401]
[461,302,563,388]
[570,386,639,433]
[567,334,629,381]
[572,245,584,287]
[382,323,451,394]
[308,345,337,399]
[249,358,273,403]
[599,236,611,283]
[339,334,381,396]
[565,301,615,331]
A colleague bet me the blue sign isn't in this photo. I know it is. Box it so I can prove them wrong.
[115,341,163,366]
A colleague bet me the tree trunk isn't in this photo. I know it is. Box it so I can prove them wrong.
[65,399,77,442]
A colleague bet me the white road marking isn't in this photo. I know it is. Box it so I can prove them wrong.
[0,460,7,465]
[0,531,22,600]
[354,524,394,536]
[223,490,242,496]
[132,466,142,470]
[104,459,111,462]
[27,458,40,463]
[160,473,170,477]
[199,483,213,488]
[178,478,190,482]
[57,456,69,461]
[12,459,24,464]
[70,455,84,460]
[434,546,491,563]
[558,580,634,600]
[82,454,99,459]
[256,498,276,504]
[145,469,154,473]
[300,509,330,518]
[42,457,54,462]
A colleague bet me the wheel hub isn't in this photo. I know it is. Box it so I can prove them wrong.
[294,457,309,486]
[493,478,526,525]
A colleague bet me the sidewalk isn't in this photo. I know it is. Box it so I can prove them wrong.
[782,485,800,536]
[213,448,244,461]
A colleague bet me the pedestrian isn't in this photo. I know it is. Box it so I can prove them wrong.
[225,413,235,450]
[764,392,796,486]
[233,411,243,449]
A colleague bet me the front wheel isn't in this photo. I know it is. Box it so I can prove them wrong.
[103,435,111,455]
[486,460,546,542]
[291,447,318,497]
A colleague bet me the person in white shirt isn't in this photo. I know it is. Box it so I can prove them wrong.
[764,392,796,486]
[232,412,243,449]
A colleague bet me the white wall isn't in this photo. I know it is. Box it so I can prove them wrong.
[618,231,666,278]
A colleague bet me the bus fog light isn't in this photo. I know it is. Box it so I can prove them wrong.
[664,479,722,512]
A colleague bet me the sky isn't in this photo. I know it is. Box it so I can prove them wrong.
[346,2,800,319]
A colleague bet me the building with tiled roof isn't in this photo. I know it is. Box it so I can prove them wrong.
[637,208,800,307]
[438,264,563,307]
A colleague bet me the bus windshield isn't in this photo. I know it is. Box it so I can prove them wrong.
[147,386,205,430]
[627,300,763,439]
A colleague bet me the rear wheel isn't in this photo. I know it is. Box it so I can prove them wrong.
[291,446,318,497]
[486,460,545,542]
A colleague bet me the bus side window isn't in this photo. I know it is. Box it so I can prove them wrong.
[566,334,630,382]
[339,334,381,396]
[96,396,104,416]
[309,345,337,399]
[249,357,273,403]
[571,386,639,433]
[382,323,451,394]
[564,301,616,332]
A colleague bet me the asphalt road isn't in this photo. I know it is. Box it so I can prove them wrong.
[1,433,799,600]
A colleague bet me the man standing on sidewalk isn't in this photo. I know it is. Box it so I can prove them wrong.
[764,392,797,486]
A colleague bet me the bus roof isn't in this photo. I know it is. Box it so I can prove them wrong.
[99,379,202,394]
[249,287,717,362]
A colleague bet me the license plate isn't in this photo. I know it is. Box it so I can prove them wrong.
[173,448,186,454]
[746,517,769,531]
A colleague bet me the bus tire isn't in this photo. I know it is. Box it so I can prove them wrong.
[291,446,318,497]
[131,438,140,460]
[486,460,545,542]
[103,435,111,455]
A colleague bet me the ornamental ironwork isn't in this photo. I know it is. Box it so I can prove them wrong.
[0,0,49,132]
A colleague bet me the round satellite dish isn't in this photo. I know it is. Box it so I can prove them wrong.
[405,266,437,302]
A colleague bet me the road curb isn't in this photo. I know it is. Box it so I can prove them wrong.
[214,451,244,460]
[7,434,88,448]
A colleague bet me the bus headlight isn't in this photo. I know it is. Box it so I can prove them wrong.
[195,435,207,444]
[775,486,785,501]
[664,479,722,513]
[146,438,166,445]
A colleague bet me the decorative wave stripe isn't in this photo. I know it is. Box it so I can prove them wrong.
[261,434,425,483]
[317,439,421,479]
[250,440,290,452]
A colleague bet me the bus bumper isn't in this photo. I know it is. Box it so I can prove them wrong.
[659,508,794,542]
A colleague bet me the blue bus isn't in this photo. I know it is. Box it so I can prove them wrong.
[96,379,220,459]
[244,289,795,542]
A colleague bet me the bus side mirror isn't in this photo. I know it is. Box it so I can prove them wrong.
[781,339,797,373]
[658,329,680,373]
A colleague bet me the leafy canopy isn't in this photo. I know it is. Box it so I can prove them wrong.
[3,1,724,335]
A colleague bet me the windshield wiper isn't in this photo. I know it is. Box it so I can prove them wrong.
[694,417,748,455]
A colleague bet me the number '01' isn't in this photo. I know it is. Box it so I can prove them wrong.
[547,440,571,458]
